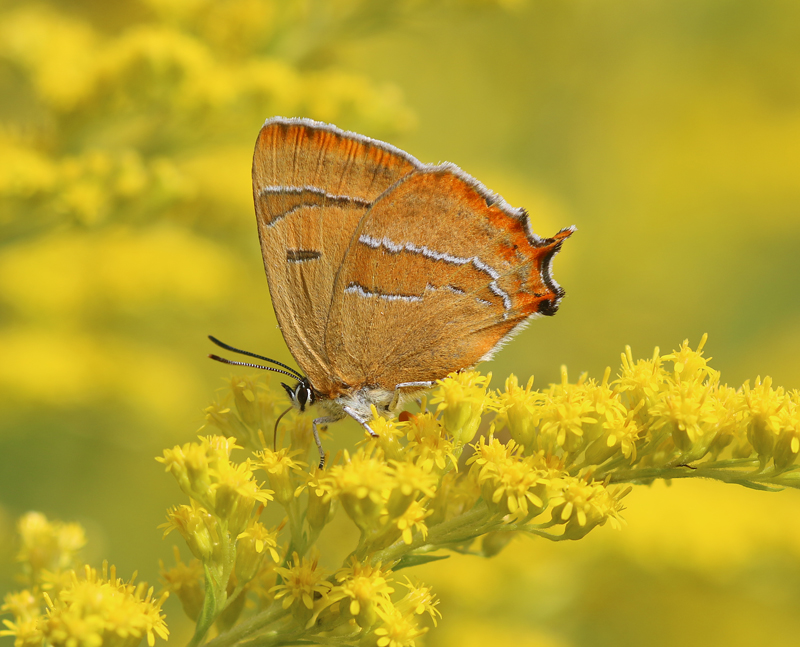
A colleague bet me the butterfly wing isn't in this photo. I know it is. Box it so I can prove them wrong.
[252,117,421,395]
[325,165,574,389]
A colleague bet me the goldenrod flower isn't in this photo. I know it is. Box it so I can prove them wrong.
[393,500,432,545]
[404,412,458,472]
[549,478,629,540]
[396,578,441,627]
[364,408,408,462]
[161,502,218,561]
[495,375,543,449]
[209,458,272,536]
[204,401,249,448]
[295,469,333,537]
[147,337,800,646]
[333,560,395,629]
[160,436,273,537]
[538,369,598,455]
[372,604,428,647]
[616,345,665,413]
[705,384,744,459]
[222,375,286,450]
[15,512,85,583]
[429,371,492,445]
[580,372,636,457]
[235,521,280,583]
[743,376,786,466]
[322,450,393,531]
[385,461,437,520]
[1,589,42,647]
[159,546,204,621]
[38,570,76,599]
[255,447,306,505]
[468,436,551,521]
[271,553,332,626]
[0,615,42,647]
[157,435,239,506]
[662,334,714,384]
[649,378,718,458]
[40,563,168,647]
[1,590,40,622]
[229,375,263,427]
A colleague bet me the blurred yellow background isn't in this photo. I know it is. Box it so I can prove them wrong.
[1,1,799,646]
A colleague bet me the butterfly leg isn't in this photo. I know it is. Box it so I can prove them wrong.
[342,405,378,438]
[313,415,343,469]
[395,381,437,389]
[392,381,436,410]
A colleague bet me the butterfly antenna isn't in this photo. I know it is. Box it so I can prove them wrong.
[208,335,304,379]
[208,354,302,380]
[273,406,292,452]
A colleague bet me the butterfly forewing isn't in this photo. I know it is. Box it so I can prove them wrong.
[252,118,422,394]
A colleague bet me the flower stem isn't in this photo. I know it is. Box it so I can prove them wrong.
[201,604,289,647]
[368,504,490,566]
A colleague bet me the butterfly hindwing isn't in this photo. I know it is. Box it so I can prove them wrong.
[324,166,573,389]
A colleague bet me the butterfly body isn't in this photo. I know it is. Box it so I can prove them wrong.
[247,117,574,466]
[283,376,429,431]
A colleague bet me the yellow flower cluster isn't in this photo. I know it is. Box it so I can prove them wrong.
[182,336,800,646]
[7,337,797,647]
[157,435,279,639]
[269,556,440,644]
[0,1,414,231]
[155,428,444,646]
[489,336,800,492]
[1,513,167,647]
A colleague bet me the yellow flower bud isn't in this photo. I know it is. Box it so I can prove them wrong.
[744,377,785,466]
[299,470,334,536]
[162,503,218,562]
[430,371,492,445]
[497,375,542,449]
[235,521,280,583]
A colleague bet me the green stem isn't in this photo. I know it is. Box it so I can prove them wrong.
[368,504,491,566]
[691,457,759,470]
[201,603,289,647]
[282,499,307,562]
[602,465,786,490]
[244,623,364,647]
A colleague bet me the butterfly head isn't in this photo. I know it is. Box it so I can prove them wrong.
[281,378,315,412]
[206,336,314,411]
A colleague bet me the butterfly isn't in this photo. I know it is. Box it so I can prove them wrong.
[210,117,574,467]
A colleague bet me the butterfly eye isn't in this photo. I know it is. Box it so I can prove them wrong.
[295,384,310,410]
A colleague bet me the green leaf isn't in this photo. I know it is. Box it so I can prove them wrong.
[738,480,784,492]
[393,553,450,571]
[188,565,219,647]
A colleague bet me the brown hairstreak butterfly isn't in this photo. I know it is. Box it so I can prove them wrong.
[210,117,575,467]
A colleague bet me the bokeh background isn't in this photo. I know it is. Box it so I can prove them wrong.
[2,1,800,646]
